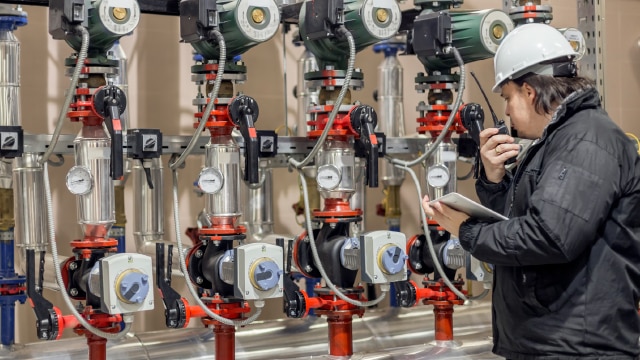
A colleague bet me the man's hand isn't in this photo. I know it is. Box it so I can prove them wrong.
[479,128,519,183]
[422,195,470,238]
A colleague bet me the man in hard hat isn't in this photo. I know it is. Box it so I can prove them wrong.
[423,23,640,359]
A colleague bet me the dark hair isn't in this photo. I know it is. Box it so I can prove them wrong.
[512,74,595,115]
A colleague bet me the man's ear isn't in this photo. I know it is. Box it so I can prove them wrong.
[522,82,536,103]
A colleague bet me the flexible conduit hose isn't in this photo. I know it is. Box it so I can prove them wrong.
[168,30,263,326]
[385,46,469,300]
[288,26,355,170]
[388,46,466,168]
[169,29,226,171]
[44,164,133,339]
[40,26,90,166]
[171,170,264,326]
[288,26,388,306]
[298,172,388,307]
[397,163,468,302]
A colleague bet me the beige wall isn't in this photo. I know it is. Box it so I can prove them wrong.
[10,0,637,344]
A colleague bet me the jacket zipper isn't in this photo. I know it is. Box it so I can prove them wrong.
[506,140,542,217]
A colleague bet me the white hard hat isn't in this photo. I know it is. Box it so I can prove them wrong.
[492,23,579,93]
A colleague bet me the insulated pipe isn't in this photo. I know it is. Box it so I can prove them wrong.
[349,157,366,236]
[204,135,242,226]
[0,8,27,347]
[242,168,274,241]
[133,158,164,249]
[133,158,187,275]
[294,44,319,136]
[109,40,130,254]
[74,125,115,239]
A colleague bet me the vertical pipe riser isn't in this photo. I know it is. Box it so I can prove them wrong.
[204,139,241,221]
[12,154,48,260]
[0,30,20,129]
[214,324,235,360]
[133,158,164,250]
[75,127,115,239]
[328,317,354,356]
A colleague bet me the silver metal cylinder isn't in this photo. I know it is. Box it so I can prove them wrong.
[12,153,48,252]
[204,135,241,225]
[316,139,356,202]
[377,49,405,187]
[74,125,115,239]
[133,158,164,250]
[350,157,366,236]
[241,168,274,241]
[108,40,131,186]
[424,140,457,200]
[0,160,11,189]
[0,30,20,128]
[0,30,20,189]
[296,47,319,136]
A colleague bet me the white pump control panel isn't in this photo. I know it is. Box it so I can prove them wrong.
[360,231,408,284]
[234,243,284,300]
[99,253,154,314]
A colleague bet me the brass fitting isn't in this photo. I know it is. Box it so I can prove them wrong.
[383,185,402,220]
[0,189,14,231]
[293,175,321,219]
[114,185,127,228]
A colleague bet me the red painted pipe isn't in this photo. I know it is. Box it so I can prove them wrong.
[86,333,107,360]
[214,323,235,360]
[433,303,454,341]
[327,316,353,356]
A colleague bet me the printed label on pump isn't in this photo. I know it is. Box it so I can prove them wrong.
[441,151,457,162]
[237,0,280,42]
[109,0,134,8]
[88,147,110,160]
[363,0,401,39]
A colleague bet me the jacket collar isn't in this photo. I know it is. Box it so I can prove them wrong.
[540,86,600,140]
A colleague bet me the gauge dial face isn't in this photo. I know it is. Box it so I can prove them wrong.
[198,167,224,194]
[562,28,586,61]
[427,165,450,188]
[99,0,141,35]
[236,0,281,42]
[317,164,342,190]
[362,0,402,39]
[66,166,93,195]
[480,10,514,54]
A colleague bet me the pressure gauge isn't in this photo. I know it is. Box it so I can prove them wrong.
[66,166,94,195]
[236,0,281,42]
[98,0,141,36]
[561,28,586,61]
[362,0,401,39]
[197,167,224,194]
[479,9,514,54]
[317,164,341,190]
[427,165,450,188]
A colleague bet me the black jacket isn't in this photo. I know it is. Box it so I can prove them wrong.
[459,87,640,359]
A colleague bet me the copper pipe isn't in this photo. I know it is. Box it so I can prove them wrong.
[214,323,235,360]
[433,303,454,341]
[327,315,353,356]
[86,333,107,360]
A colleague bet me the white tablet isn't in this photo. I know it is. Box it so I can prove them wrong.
[429,192,508,222]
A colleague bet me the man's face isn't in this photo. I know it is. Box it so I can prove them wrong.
[500,81,540,139]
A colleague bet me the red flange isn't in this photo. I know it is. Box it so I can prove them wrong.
[311,290,365,357]
[312,199,362,219]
